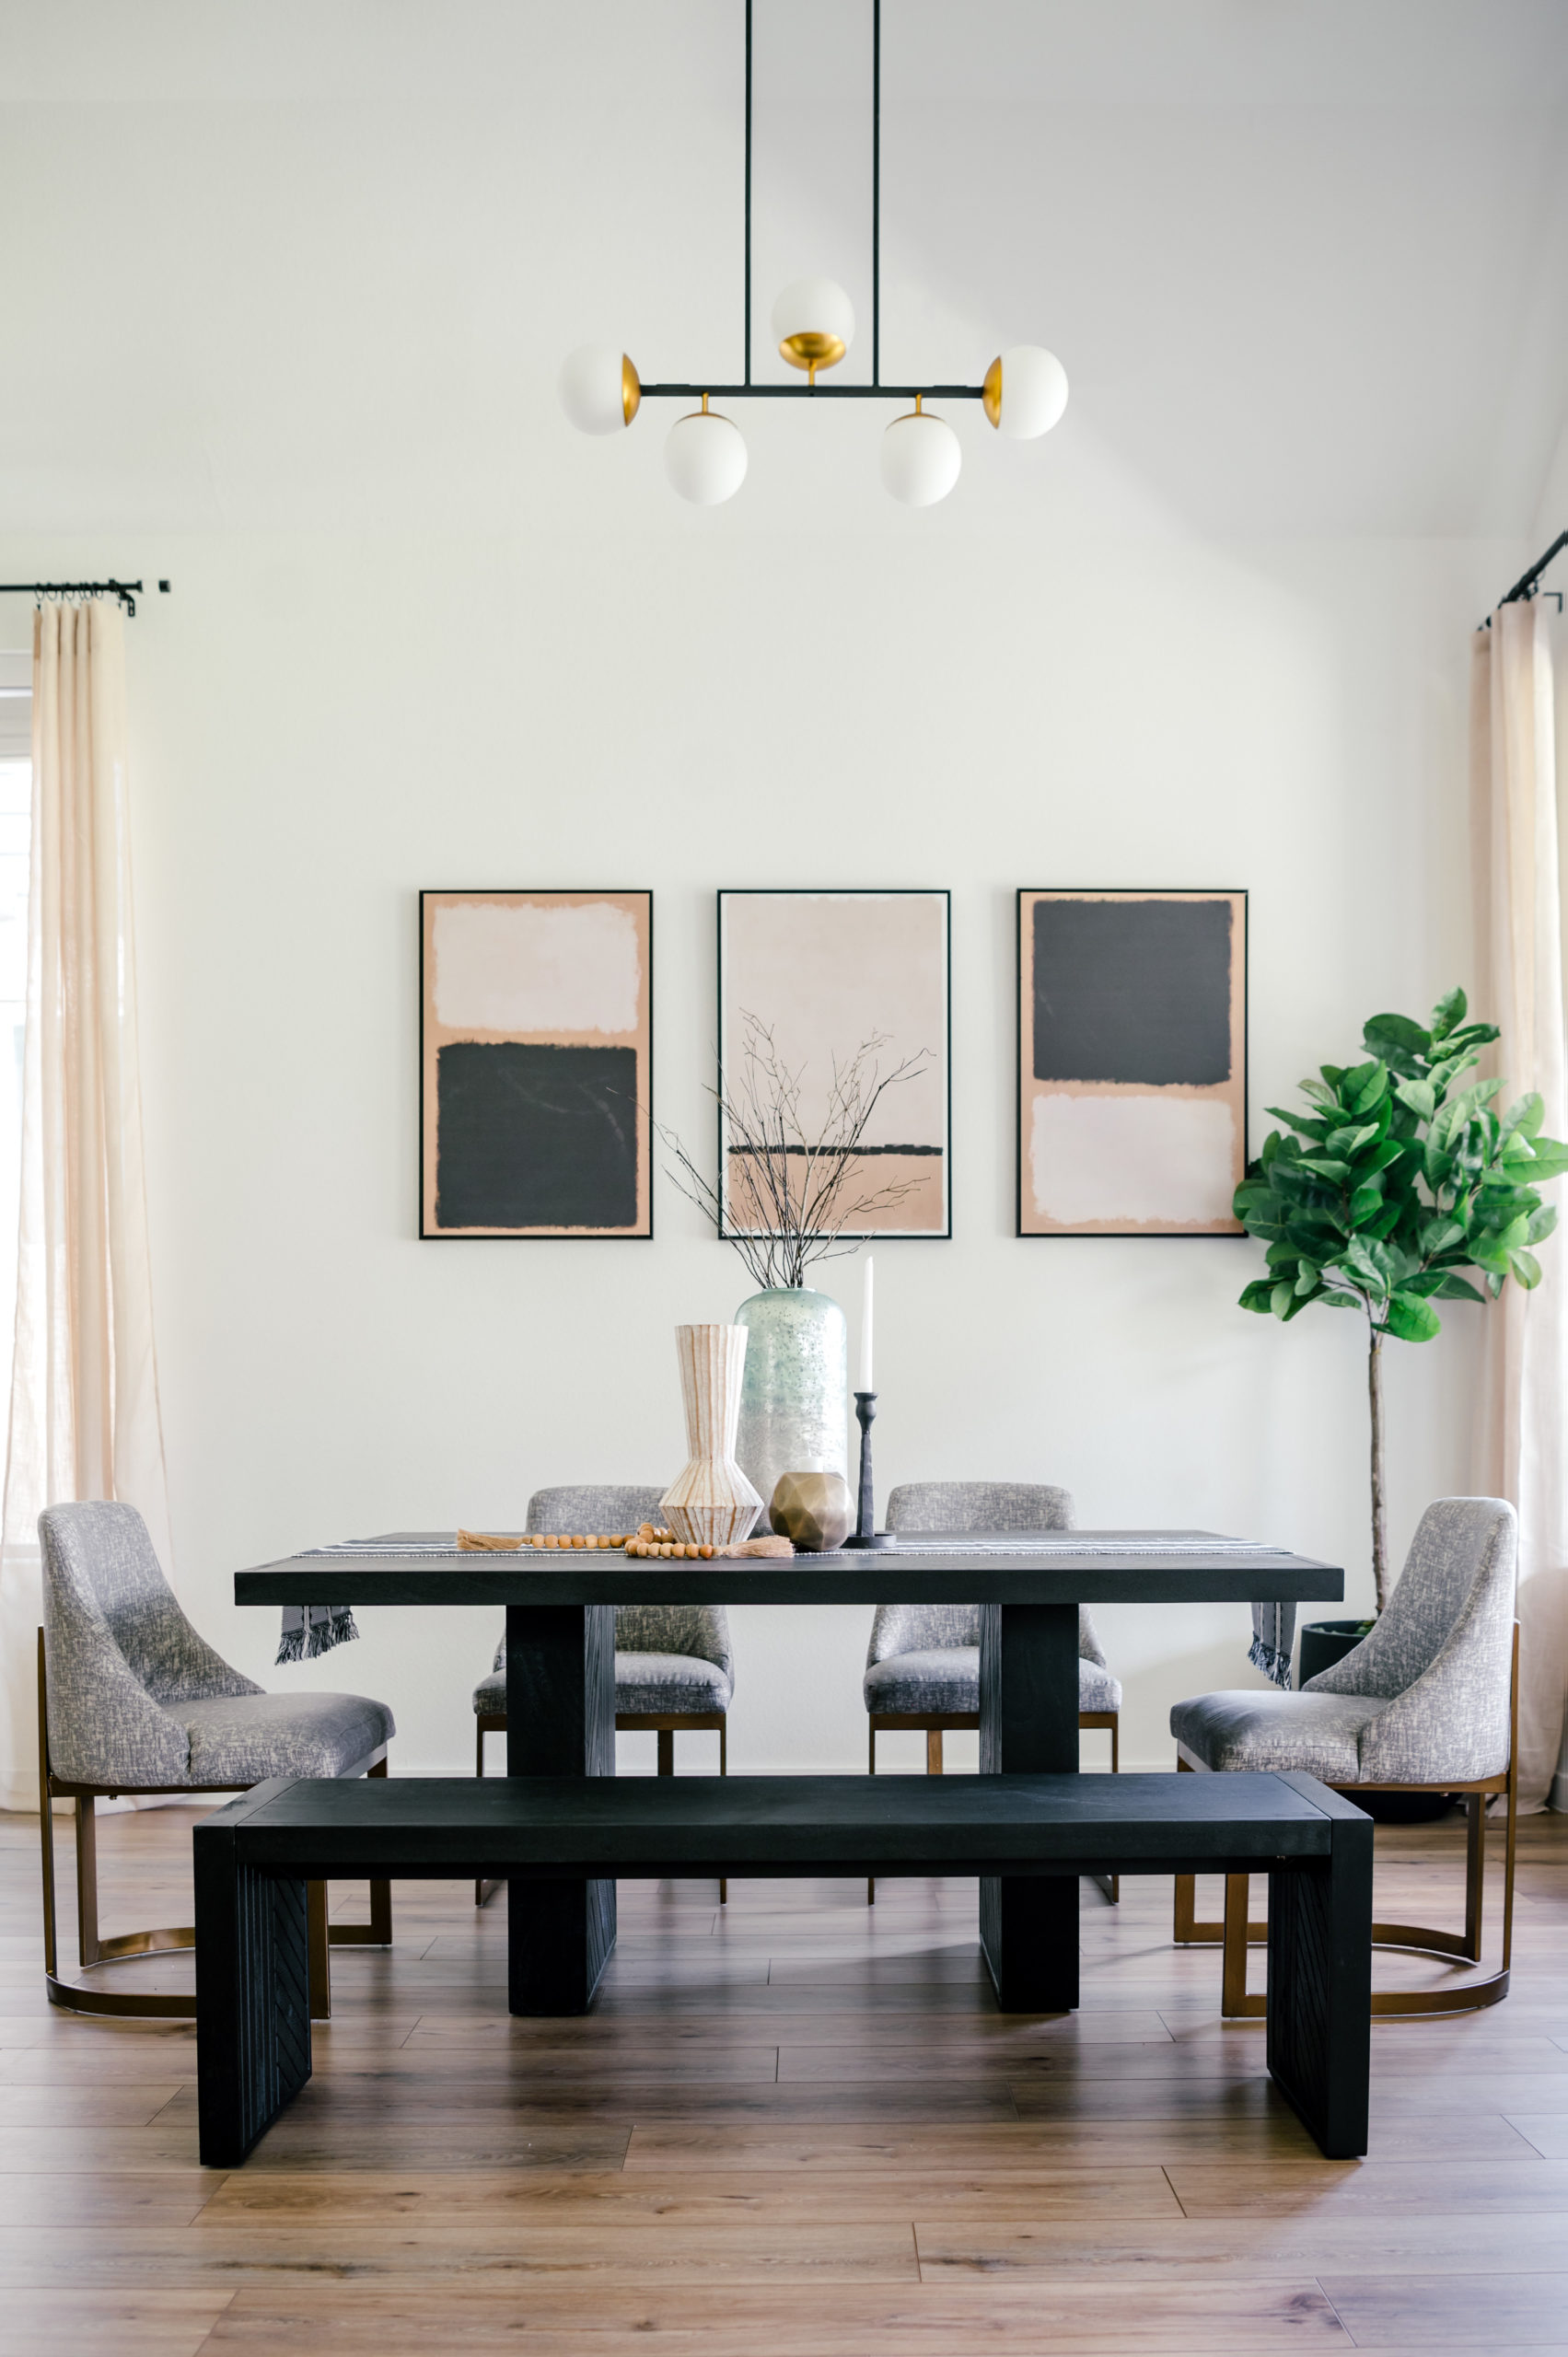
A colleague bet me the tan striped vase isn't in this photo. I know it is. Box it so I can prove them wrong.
[661,1324,764,1548]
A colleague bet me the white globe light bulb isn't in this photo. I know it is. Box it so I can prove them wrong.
[664,406,748,505]
[880,408,961,506]
[981,345,1068,439]
[559,345,641,435]
[771,276,854,375]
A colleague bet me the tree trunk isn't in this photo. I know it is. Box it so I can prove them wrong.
[1367,1319,1388,1613]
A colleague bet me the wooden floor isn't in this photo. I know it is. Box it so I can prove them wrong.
[3,1799,1566,2356]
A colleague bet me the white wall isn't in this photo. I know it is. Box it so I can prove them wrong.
[3,0,1561,1790]
[2,517,1512,1777]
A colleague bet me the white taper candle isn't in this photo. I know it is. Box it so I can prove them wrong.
[858,1255,875,1393]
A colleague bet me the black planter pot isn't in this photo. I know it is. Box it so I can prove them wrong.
[1296,1620,1455,1823]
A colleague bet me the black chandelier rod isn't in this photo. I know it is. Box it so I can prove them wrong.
[1480,529,1566,631]
[706,0,979,407]
[0,578,166,616]
[637,382,982,401]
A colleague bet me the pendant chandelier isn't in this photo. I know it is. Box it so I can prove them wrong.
[559,0,1068,507]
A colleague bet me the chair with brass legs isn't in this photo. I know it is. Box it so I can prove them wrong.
[474,1484,733,1907]
[38,1502,395,2021]
[865,1480,1122,1903]
[1170,1495,1518,2018]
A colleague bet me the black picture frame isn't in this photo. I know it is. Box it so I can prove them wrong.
[1016,888,1249,1238]
[419,888,654,1240]
[714,887,953,1243]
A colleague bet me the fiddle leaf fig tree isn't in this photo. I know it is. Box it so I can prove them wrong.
[1235,988,1568,1611]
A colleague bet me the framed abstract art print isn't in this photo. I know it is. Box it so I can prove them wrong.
[420,888,653,1237]
[716,888,951,1239]
[1017,888,1247,1237]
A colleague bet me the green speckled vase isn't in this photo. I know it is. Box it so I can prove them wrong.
[733,1287,850,1517]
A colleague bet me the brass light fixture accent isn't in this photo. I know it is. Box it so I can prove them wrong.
[621,354,642,425]
[981,354,1003,428]
[780,331,845,385]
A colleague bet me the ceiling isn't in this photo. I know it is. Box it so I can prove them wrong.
[1,0,1565,541]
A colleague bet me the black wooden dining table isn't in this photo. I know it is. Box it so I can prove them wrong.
[234,1529,1342,2016]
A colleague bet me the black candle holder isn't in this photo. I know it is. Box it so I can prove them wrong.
[842,1390,897,1549]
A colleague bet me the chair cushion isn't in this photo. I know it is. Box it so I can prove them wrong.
[475,1655,735,1720]
[180,1691,395,1784]
[865,1645,979,1715]
[615,1651,732,1718]
[865,1647,1122,1718]
[1169,1689,1385,1781]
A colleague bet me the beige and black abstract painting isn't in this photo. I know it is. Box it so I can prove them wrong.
[1018,888,1247,1236]
[421,889,652,1237]
[717,888,950,1239]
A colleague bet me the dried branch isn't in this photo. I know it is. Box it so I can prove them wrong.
[657,1012,935,1290]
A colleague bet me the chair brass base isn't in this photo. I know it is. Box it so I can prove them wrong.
[475,1707,728,1906]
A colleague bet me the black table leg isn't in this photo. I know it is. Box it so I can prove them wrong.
[505,1603,617,2014]
[979,1600,1080,2012]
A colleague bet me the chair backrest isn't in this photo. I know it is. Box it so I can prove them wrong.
[872,1480,1096,1666]
[1304,1497,1516,1704]
[523,1485,730,1675]
[39,1501,257,1787]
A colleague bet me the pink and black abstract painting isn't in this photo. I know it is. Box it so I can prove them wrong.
[1018,888,1247,1236]
[421,889,652,1237]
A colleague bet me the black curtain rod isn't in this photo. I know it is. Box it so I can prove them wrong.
[1482,529,1565,630]
[0,579,170,618]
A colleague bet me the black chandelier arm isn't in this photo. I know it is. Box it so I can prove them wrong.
[636,383,985,401]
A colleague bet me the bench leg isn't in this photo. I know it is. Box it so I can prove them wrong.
[195,1829,312,2168]
[1266,1817,1373,2159]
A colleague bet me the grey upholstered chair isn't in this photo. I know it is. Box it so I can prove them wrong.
[37,1501,395,2021]
[1170,1496,1519,2018]
[864,1481,1122,1902]
[474,1484,735,1904]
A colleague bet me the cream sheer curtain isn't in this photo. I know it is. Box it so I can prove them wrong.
[0,601,171,1808]
[1473,596,1568,1812]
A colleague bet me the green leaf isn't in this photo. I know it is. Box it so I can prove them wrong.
[1433,1272,1488,1304]
[1347,1182,1385,1226]
[1238,1280,1275,1314]
[1511,1248,1544,1289]
[1296,1156,1351,1181]
[1294,1261,1319,1295]
[1394,1076,1436,1122]
[1364,1014,1431,1075]
[1501,1091,1546,1143]
[1318,1290,1363,1309]
[1386,1291,1442,1342]
[1350,1062,1389,1114]
[1421,1214,1464,1256]
[1264,1107,1330,1141]
[1514,1142,1568,1183]
[1526,1203,1559,1247]
[1270,1282,1297,1320]
[1430,986,1467,1039]
[1326,1121,1379,1156]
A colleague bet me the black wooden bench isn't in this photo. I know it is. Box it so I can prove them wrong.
[194,1770,1372,2166]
